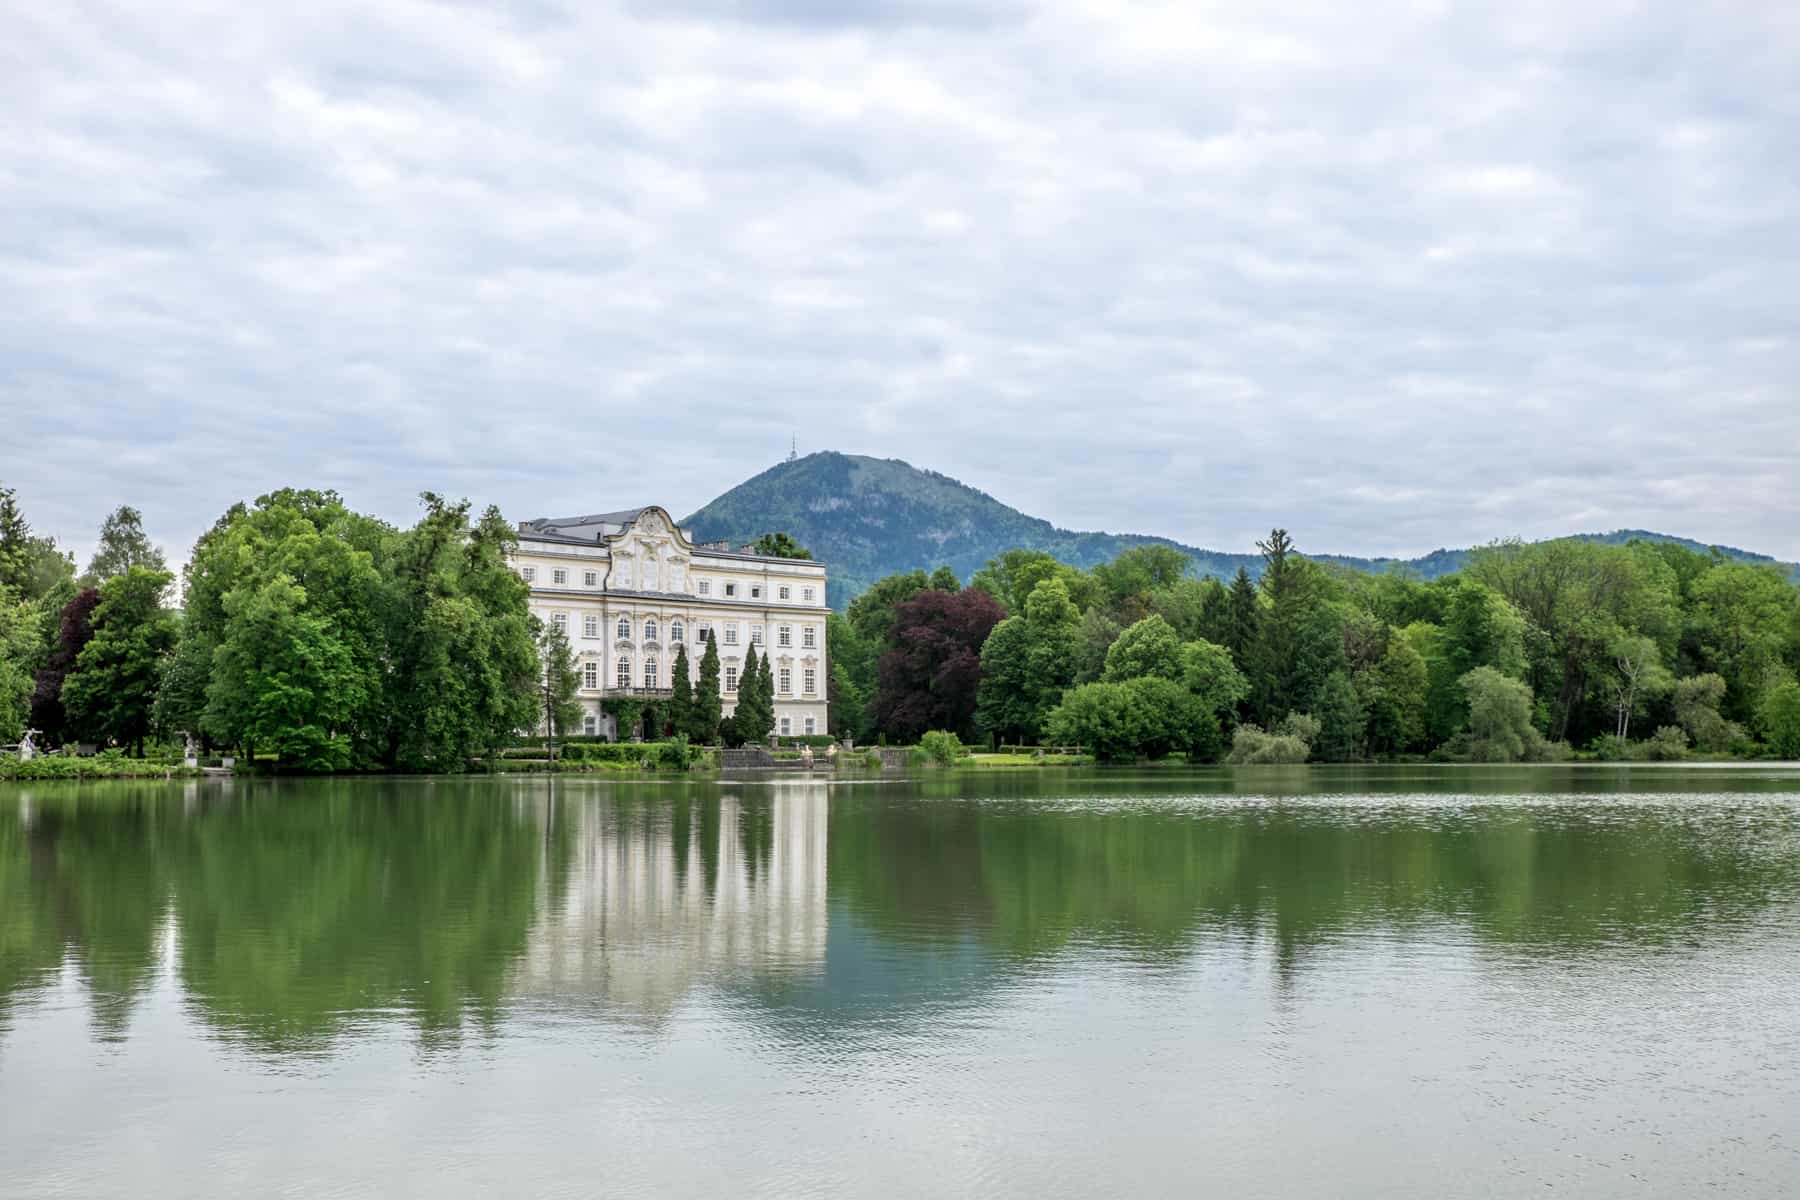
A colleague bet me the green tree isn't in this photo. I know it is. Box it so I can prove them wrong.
[1092,545,1189,618]
[1102,614,1184,683]
[1761,682,1800,758]
[0,483,74,601]
[969,549,1084,615]
[1469,538,1676,744]
[1310,670,1367,762]
[1247,531,1345,725]
[1179,638,1249,720]
[1689,563,1798,723]
[61,567,178,753]
[1366,634,1428,755]
[1072,608,1121,684]
[381,497,540,770]
[750,532,812,560]
[737,645,771,743]
[536,620,582,743]
[1222,566,1260,666]
[929,565,961,592]
[0,587,38,742]
[1672,673,1735,752]
[976,577,1080,744]
[153,616,213,744]
[845,570,930,647]
[184,489,388,763]
[694,632,723,744]
[207,575,363,771]
[668,643,694,741]
[1607,633,1672,740]
[85,505,166,583]
[1461,665,1552,763]
[825,615,870,741]
[1044,676,1218,763]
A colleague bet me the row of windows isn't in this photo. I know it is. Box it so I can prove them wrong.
[580,660,818,695]
[694,580,819,605]
[521,566,603,588]
[520,565,820,606]
[550,613,817,649]
[579,711,816,736]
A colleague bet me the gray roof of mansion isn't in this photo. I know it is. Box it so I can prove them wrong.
[518,511,823,567]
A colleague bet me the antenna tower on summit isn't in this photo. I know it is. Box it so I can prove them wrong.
[787,437,798,463]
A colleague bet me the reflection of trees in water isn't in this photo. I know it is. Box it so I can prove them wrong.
[828,773,1800,974]
[3,770,1799,1047]
[0,784,174,1040]
[512,781,829,1025]
[0,779,568,1052]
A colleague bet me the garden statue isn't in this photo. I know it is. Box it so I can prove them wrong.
[18,729,37,761]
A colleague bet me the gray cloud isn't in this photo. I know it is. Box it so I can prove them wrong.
[2,0,1796,570]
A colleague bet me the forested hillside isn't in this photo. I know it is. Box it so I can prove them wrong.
[684,452,1797,608]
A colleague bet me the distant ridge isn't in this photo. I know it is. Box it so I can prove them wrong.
[683,452,1798,608]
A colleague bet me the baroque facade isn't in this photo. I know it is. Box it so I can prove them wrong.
[512,506,829,740]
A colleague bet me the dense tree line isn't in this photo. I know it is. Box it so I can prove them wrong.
[830,532,1800,763]
[2,484,546,770]
[8,478,1799,769]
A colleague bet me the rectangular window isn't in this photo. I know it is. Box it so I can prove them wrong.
[583,614,598,639]
[778,586,791,601]
[521,566,536,582]
[584,570,598,588]
[583,713,598,736]
[724,582,737,598]
[696,622,711,644]
[616,659,631,689]
[802,626,816,649]
[750,626,762,645]
[804,716,816,735]
[750,585,762,600]
[698,579,712,596]
[551,612,567,633]
[552,568,568,585]
[779,717,791,736]
[803,668,816,695]
[778,668,792,694]
[723,624,738,646]
[802,587,815,603]
[583,661,598,689]
[778,625,792,647]
[724,666,738,692]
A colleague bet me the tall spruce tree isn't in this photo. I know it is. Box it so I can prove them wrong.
[695,631,722,744]
[1224,567,1260,664]
[738,645,771,743]
[669,643,694,741]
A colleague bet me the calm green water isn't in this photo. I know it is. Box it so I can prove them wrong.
[4,766,1800,1198]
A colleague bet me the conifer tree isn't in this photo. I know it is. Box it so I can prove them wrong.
[668,642,694,741]
[738,645,771,743]
[695,631,722,744]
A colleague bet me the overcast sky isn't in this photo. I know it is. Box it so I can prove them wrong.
[4,0,1796,570]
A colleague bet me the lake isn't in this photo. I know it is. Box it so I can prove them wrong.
[4,765,1799,1198]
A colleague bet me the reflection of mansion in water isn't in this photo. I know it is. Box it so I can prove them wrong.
[515,784,828,1021]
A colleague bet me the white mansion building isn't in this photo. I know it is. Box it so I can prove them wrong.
[512,506,829,740]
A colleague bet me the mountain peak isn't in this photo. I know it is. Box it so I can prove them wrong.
[684,452,1798,608]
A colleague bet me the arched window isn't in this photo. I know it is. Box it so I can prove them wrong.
[616,617,630,640]
[644,657,659,688]
[616,657,631,689]
[644,618,659,643]
[670,619,684,643]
